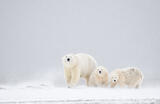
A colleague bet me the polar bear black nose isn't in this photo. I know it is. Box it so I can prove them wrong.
[67,58,70,62]
[99,71,101,74]
[114,80,116,82]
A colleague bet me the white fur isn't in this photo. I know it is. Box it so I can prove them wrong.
[89,66,109,87]
[62,53,97,88]
[110,67,143,88]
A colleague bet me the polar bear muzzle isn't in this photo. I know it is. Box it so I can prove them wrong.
[67,58,70,62]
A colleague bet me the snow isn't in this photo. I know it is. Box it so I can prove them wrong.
[0,82,160,104]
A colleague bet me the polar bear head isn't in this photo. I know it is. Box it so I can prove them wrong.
[109,73,120,88]
[62,54,78,68]
[111,74,119,84]
[95,66,108,77]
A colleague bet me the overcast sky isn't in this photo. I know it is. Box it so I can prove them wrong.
[0,0,160,84]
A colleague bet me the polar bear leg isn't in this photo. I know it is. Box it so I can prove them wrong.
[70,68,80,87]
[85,75,90,86]
[110,83,116,88]
[88,79,93,87]
[89,82,97,87]
[135,80,142,88]
[64,69,71,88]
[103,80,108,87]
[119,82,125,88]
[135,84,140,88]
[128,84,134,88]
[128,82,139,88]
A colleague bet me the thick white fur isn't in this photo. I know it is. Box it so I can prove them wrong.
[110,67,143,88]
[89,66,109,87]
[62,53,97,87]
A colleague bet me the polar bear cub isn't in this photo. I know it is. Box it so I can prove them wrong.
[62,53,97,88]
[89,66,109,87]
[110,67,143,88]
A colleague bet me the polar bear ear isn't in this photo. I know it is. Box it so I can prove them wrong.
[130,68,136,72]
[61,53,74,59]
[61,55,66,61]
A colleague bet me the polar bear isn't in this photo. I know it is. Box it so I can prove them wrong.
[110,67,143,88]
[62,53,97,88]
[89,66,109,87]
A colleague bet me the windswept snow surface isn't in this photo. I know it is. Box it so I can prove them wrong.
[0,82,160,104]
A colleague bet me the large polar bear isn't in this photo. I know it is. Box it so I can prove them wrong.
[62,53,97,88]
[110,67,143,88]
[89,66,109,87]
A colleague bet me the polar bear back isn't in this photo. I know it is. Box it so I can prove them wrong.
[123,67,143,85]
[75,53,97,77]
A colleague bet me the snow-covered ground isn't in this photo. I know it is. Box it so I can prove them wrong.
[0,81,160,104]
